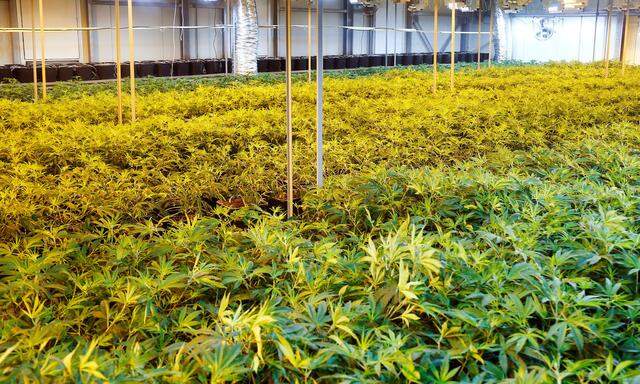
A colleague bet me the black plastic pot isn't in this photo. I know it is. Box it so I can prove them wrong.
[0,65,12,82]
[155,62,172,77]
[136,61,155,77]
[357,55,370,68]
[335,56,346,69]
[203,59,216,74]
[120,63,131,78]
[310,56,317,70]
[385,55,397,66]
[11,66,33,83]
[172,61,190,76]
[57,65,75,82]
[424,53,434,65]
[412,54,424,65]
[298,56,314,71]
[189,60,205,76]
[480,52,489,62]
[438,52,451,64]
[36,66,58,82]
[322,56,335,70]
[257,58,269,73]
[76,64,97,81]
[346,55,358,69]
[292,56,304,71]
[266,57,279,72]
[95,63,116,80]
[400,54,412,66]
[370,55,384,67]
[224,59,233,73]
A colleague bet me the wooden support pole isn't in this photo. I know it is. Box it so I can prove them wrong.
[433,0,439,93]
[477,1,482,69]
[115,0,123,125]
[127,0,136,122]
[286,0,294,218]
[80,0,92,62]
[180,0,191,60]
[621,8,629,74]
[307,0,312,82]
[30,0,37,102]
[38,0,46,100]
[450,4,455,91]
[488,0,494,67]
[604,9,612,78]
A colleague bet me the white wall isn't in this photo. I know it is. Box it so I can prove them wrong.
[191,6,225,59]
[464,11,491,54]
[91,3,182,62]
[18,0,82,62]
[623,15,639,64]
[0,0,11,64]
[277,0,344,57]
[508,14,623,62]
[0,0,636,65]
[409,12,488,54]
[371,2,406,55]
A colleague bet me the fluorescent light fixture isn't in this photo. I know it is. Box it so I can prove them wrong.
[548,5,560,12]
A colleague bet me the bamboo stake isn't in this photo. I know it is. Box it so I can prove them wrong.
[433,0,439,93]
[621,8,629,74]
[30,0,37,102]
[307,0,312,82]
[592,0,601,61]
[450,3,455,91]
[38,0,46,100]
[604,8,612,78]
[115,0,123,125]
[286,0,294,218]
[488,0,494,67]
[127,0,136,122]
[477,1,482,70]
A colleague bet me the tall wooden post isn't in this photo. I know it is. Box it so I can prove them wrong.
[604,8,612,78]
[433,0,439,93]
[38,0,46,100]
[488,0,494,67]
[127,0,137,122]
[450,3,455,91]
[30,0,38,102]
[286,0,294,218]
[621,8,629,74]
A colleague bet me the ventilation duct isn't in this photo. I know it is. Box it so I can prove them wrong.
[493,0,507,61]
[233,0,258,74]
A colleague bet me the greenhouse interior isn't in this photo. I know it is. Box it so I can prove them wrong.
[1,0,640,382]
